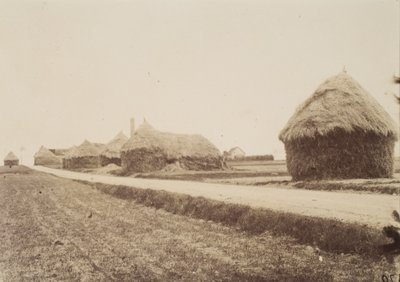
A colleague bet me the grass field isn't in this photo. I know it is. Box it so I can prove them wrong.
[0,166,395,281]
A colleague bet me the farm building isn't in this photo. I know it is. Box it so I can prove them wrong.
[121,121,224,173]
[34,146,62,167]
[62,140,101,169]
[4,152,19,167]
[279,71,398,180]
[226,147,246,160]
[100,132,128,166]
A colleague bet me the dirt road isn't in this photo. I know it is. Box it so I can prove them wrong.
[1,167,390,281]
[32,166,398,228]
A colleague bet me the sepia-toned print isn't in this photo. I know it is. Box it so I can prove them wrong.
[0,0,399,281]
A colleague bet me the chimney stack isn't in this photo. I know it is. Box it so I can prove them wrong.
[130,118,135,137]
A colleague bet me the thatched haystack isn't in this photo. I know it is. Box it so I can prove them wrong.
[62,140,101,169]
[34,146,62,167]
[4,152,19,167]
[62,146,77,169]
[279,72,398,180]
[100,132,128,166]
[121,121,223,173]
[50,148,69,157]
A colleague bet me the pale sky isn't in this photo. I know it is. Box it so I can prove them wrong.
[0,0,399,164]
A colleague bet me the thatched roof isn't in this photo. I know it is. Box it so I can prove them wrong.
[4,151,18,161]
[279,72,399,142]
[50,148,69,156]
[121,121,221,158]
[66,140,101,158]
[93,142,106,152]
[34,146,60,162]
[101,131,128,158]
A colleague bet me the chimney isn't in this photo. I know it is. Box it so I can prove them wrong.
[130,118,135,137]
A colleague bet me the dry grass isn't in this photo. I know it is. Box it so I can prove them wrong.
[84,181,390,258]
[292,179,400,195]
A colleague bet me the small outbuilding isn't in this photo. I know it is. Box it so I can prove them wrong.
[34,146,62,167]
[4,152,19,167]
[279,72,398,180]
[100,132,128,166]
[121,121,224,173]
[62,140,101,169]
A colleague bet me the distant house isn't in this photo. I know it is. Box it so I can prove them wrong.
[100,131,128,166]
[34,146,62,168]
[226,147,245,160]
[4,152,19,167]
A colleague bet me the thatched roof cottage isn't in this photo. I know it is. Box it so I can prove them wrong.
[279,72,398,180]
[34,146,62,167]
[121,121,223,173]
[100,132,128,166]
[62,140,101,169]
[4,152,19,167]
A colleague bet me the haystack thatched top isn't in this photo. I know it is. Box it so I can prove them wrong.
[101,132,128,158]
[34,146,58,158]
[121,122,221,158]
[279,72,399,142]
[4,151,18,161]
[67,140,101,158]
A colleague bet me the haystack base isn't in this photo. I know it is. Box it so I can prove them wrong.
[34,158,62,167]
[121,148,224,173]
[62,156,100,169]
[4,160,18,167]
[121,148,168,173]
[285,130,395,181]
[100,156,121,167]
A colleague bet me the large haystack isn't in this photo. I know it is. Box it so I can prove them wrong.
[100,132,128,166]
[34,146,62,167]
[279,72,398,180]
[62,140,101,169]
[4,152,19,167]
[121,121,223,173]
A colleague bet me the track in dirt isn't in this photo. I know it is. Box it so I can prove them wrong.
[0,167,393,281]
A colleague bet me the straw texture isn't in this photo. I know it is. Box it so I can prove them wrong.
[100,132,128,166]
[121,121,223,173]
[34,146,62,167]
[279,72,398,142]
[4,151,19,166]
[62,141,101,169]
[279,72,398,180]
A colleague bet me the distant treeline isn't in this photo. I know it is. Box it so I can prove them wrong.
[229,155,274,161]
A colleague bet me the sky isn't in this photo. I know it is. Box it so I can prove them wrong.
[0,0,399,164]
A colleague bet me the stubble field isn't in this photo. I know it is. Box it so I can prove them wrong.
[0,166,395,281]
